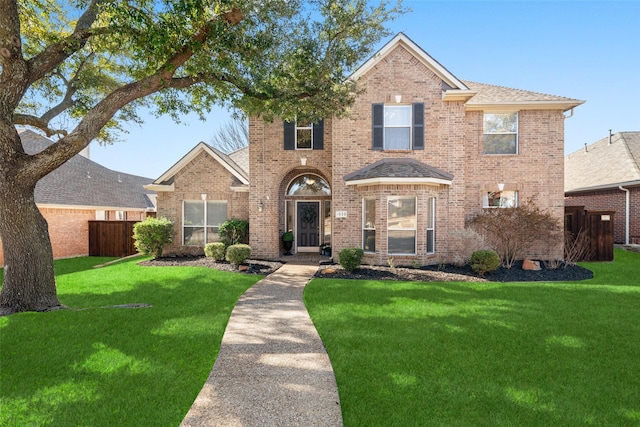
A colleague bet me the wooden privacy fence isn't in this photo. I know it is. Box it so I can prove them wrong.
[89,220,139,257]
[565,206,615,262]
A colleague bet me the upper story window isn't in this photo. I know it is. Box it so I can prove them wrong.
[483,112,518,154]
[372,103,424,150]
[284,120,324,150]
[483,191,518,208]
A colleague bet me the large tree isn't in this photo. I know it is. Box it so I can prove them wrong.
[0,0,404,315]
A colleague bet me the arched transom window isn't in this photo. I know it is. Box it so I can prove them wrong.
[287,174,330,196]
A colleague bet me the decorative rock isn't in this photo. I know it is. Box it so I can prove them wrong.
[322,268,337,274]
[522,259,541,271]
[238,265,250,272]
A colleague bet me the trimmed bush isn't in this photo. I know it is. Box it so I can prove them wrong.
[204,242,226,261]
[338,247,364,272]
[226,244,251,265]
[470,249,501,276]
[133,217,173,258]
[219,219,249,246]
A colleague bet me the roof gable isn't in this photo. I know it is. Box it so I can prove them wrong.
[565,131,640,192]
[148,142,249,191]
[350,33,469,91]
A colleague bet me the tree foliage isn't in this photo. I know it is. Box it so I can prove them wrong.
[0,0,406,315]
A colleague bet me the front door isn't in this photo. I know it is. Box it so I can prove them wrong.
[296,201,320,252]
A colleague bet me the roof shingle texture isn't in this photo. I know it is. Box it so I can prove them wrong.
[20,130,156,210]
[464,80,580,104]
[565,131,640,191]
[344,158,454,182]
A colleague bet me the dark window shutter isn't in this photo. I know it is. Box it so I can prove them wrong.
[372,104,384,150]
[413,103,424,150]
[313,120,324,150]
[284,121,295,150]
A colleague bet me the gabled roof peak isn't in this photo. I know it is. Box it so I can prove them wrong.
[350,32,468,91]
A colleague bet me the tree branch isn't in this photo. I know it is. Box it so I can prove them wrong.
[12,114,67,137]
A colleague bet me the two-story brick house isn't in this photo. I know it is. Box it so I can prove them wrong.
[152,33,583,265]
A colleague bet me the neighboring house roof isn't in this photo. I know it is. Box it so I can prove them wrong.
[464,81,585,112]
[146,141,249,192]
[19,129,156,211]
[344,158,454,187]
[565,131,640,193]
[349,32,583,111]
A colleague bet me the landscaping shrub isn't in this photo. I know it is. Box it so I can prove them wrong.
[468,198,561,268]
[133,217,173,258]
[226,244,251,265]
[204,242,226,261]
[218,219,249,246]
[339,247,364,272]
[564,229,594,266]
[470,249,501,276]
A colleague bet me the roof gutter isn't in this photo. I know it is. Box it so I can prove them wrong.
[619,186,630,245]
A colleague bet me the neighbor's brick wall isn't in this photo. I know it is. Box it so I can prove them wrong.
[464,109,567,260]
[0,208,148,266]
[157,151,250,257]
[565,187,640,244]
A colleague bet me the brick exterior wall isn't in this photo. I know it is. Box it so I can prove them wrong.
[248,44,567,263]
[156,151,249,257]
[0,208,148,266]
[565,187,640,244]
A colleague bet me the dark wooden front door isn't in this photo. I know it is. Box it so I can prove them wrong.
[297,202,320,252]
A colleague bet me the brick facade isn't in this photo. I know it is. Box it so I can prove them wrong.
[157,150,250,256]
[565,187,640,244]
[0,208,148,266]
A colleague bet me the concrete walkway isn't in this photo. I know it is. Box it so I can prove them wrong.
[180,262,343,427]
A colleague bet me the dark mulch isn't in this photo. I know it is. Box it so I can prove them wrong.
[141,256,593,283]
[316,260,593,283]
[139,256,283,275]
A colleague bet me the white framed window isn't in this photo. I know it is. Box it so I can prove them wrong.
[388,196,417,255]
[483,112,518,154]
[362,198,376,253]
[384,105,412,150]
[115,211,126,221]
[95,210,106,220]
[183,200,227,245]
[296,121,313,149]
[483,191,518,208]
[426,197,435,254]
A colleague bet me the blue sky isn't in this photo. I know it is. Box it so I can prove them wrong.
[89,1,640,179]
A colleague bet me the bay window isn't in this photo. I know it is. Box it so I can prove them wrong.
[388,197,417,255]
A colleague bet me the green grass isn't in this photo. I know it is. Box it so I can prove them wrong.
[305,249,640,426]
[0,256,261,427]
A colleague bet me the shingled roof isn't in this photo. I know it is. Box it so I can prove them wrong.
[20,130,156,211]
[565,131,640,193]
[463,81,584,111]
[344,158,453,186]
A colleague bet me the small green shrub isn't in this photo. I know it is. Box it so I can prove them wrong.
[204,242,226,261]
[218,219,249,246]
[470,249,501,276]
[133,217,173,258]
[339,247,364,272]
[226,244,251,265]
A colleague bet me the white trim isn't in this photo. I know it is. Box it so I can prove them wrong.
[144,183,175,192]
[151,142,249,186]
[442,89,477,102]
[345,177,452,187]
[36,203,151,212]
[349,33,469,90]
[565,180,640,194]
[466,100,585,112]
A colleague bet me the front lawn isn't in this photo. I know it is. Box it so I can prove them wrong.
[305,249,640,426]
[0,256,261,426]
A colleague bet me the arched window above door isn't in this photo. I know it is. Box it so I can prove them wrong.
[287,174,331,196]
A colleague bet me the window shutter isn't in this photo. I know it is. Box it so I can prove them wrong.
[372,104,384,150]
[284,121,295,150]
[312,120,324,150]
[413,103,424,150]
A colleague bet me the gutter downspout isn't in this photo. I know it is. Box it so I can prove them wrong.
[619,186,630,245]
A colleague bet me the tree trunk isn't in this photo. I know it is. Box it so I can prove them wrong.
[0,179,61,316]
